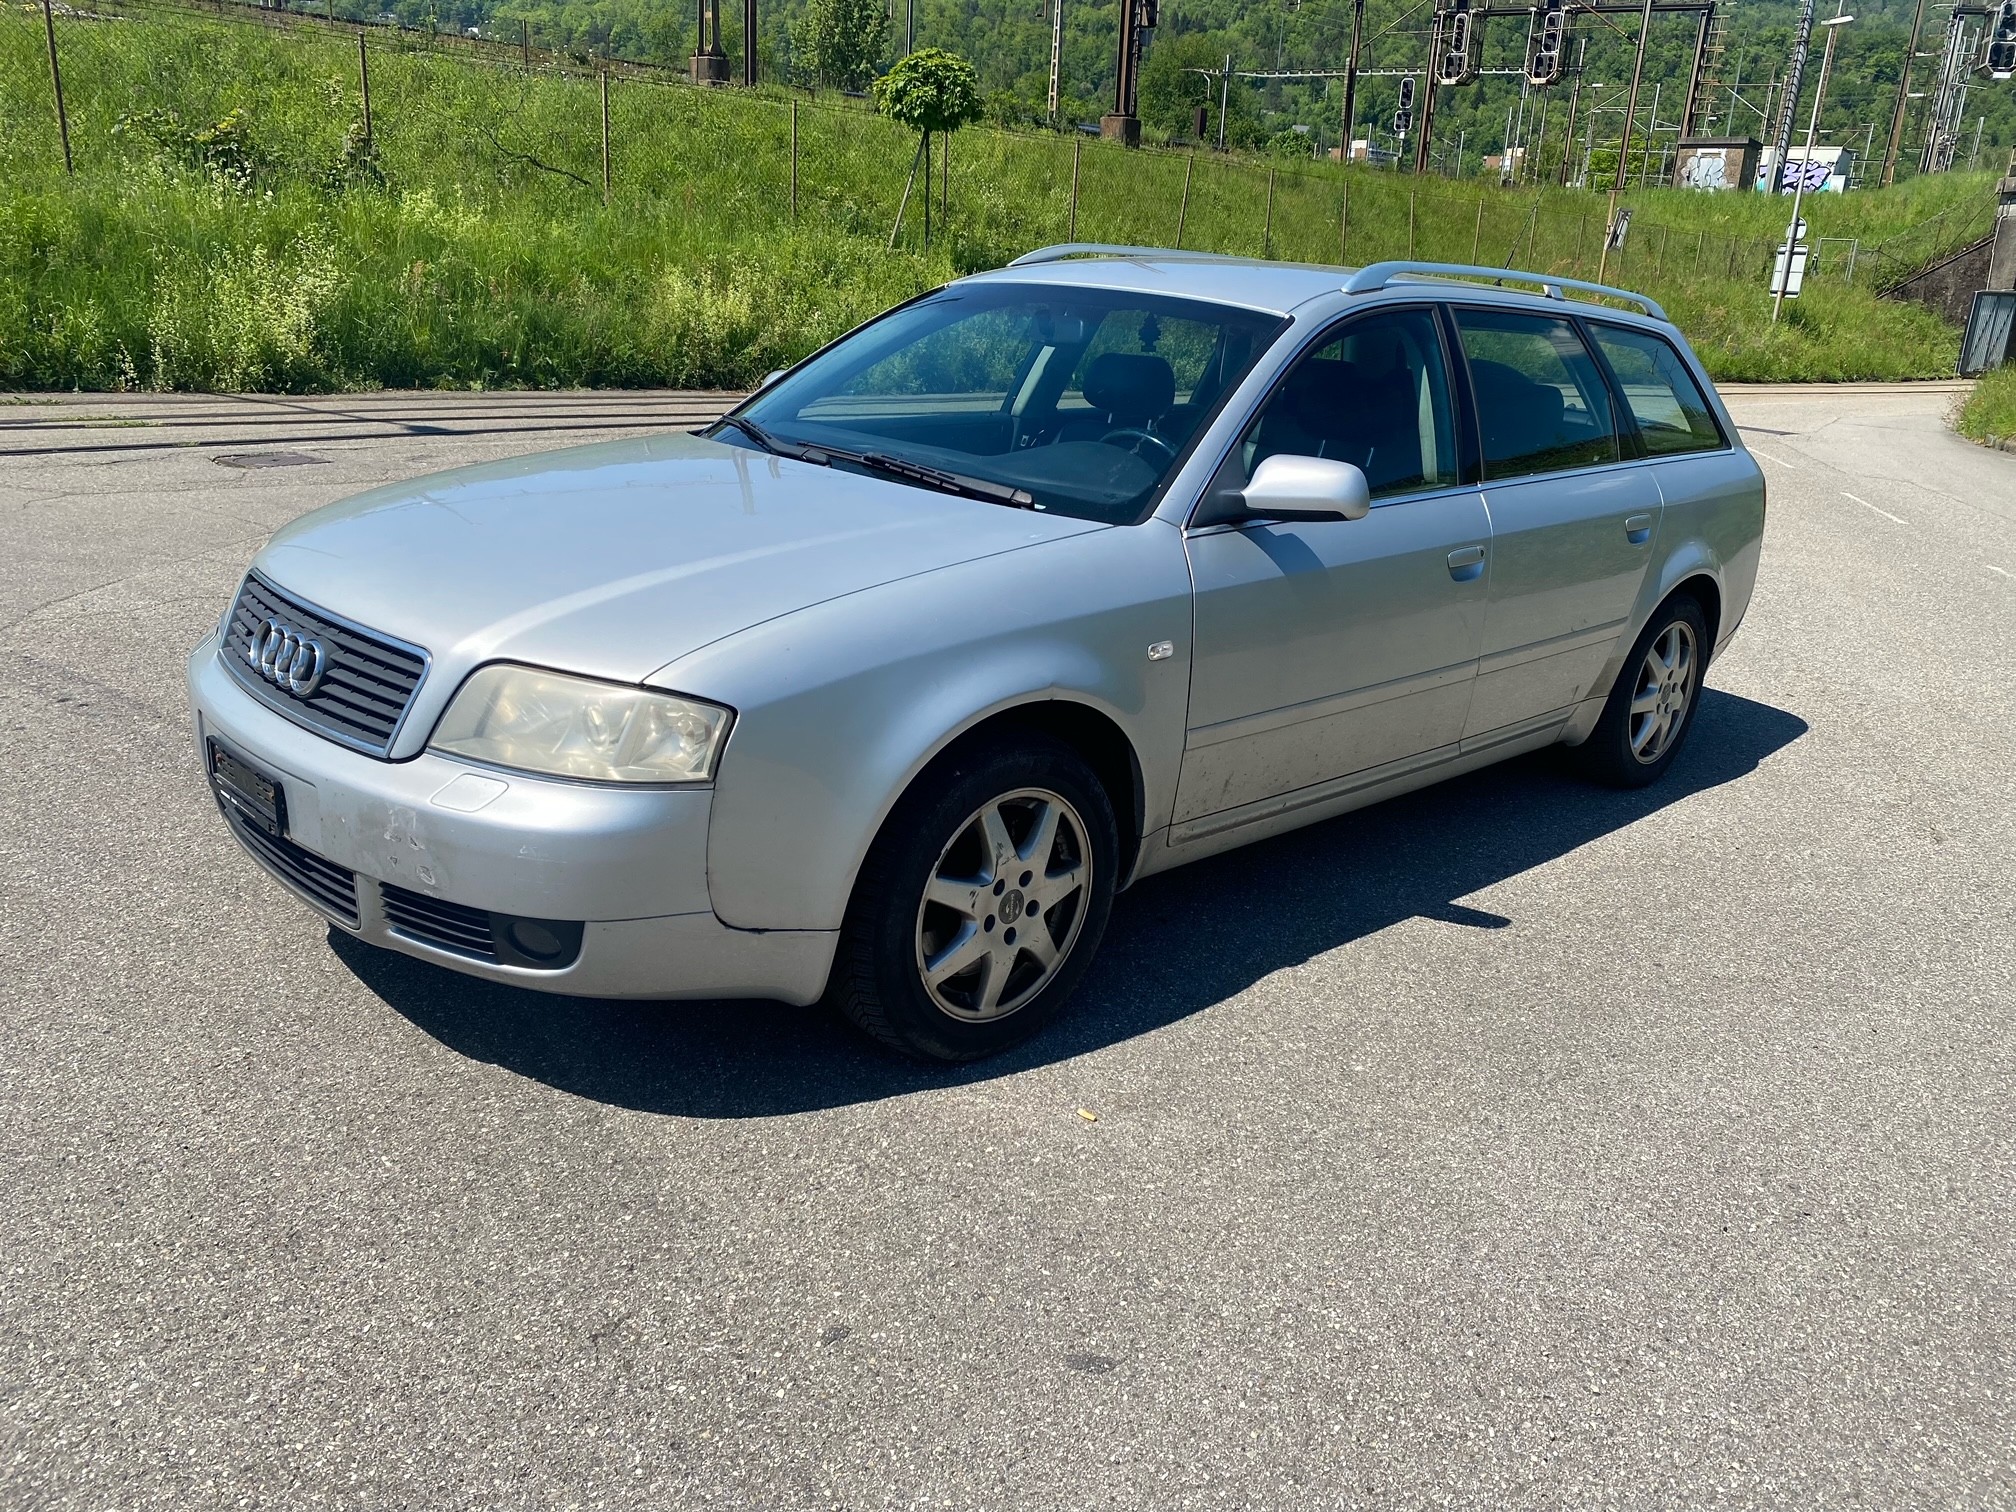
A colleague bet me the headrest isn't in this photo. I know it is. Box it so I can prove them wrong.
[1469,359,1564,433]
[1280,358,1366,426]
[1082,352,1176,422]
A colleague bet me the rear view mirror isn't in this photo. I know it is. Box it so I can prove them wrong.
[1234,454,1372,524]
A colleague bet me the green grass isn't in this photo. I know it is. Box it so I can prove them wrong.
[1954,368,2016,445]
[0,0,1993,391]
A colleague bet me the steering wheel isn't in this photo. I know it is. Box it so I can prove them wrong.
[1100,428,1177,465]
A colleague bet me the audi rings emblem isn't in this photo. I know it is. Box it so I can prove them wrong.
[247,617,329,697]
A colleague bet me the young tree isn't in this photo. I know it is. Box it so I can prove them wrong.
[1138,32,1260,148]
[796,0,887,92]
[872,47,982,245]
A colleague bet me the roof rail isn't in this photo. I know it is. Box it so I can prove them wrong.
[1342,261,1668,323]
[1007,243,1244,267]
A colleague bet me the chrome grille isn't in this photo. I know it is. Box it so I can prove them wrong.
[219,808,361,925]
[222,573,428,757]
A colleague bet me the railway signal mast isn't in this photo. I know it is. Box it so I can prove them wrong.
[1528,0,1568,85]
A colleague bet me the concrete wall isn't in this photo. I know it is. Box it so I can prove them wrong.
[1884,236,1993,326]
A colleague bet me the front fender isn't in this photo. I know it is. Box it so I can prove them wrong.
[658,524,1196,932]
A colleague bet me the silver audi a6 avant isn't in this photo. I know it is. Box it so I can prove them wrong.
[190,250,1765,1061]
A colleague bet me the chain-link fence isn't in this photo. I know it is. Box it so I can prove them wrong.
[1,0,1990,390]
[0,0,1811,287]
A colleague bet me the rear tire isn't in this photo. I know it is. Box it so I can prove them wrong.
[828,735,1119,1062]
[1573,594,1709,789]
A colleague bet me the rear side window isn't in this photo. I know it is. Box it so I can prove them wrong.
[1588,324,1726,455]
[1454,309,1620,480]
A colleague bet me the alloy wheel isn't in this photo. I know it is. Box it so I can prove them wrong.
[1628,620,1698,764]
[913,788,1093,1022]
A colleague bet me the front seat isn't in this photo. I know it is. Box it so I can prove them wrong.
[1060,352,1176,442]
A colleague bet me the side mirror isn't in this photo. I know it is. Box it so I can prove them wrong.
[759,369,787,390]
[1230,454,1372,524]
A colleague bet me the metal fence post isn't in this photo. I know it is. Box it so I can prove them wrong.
[1340,181,1349,263]
[1263,167,1276,259]
[358,32,372,142]
[42,0,72,176]
[1471,198,1483,263]
[790,99,799,222]
[600,70,611,203]
[1068,137,1081,241]
[1406,187,1415,258]
[521,17,530,68]
[1175,152,1194,249]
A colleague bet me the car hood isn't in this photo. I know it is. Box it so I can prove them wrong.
[252,431,1107,687]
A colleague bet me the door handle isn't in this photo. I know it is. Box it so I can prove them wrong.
[1624,513,1654,544]
[1447,544,1486,581]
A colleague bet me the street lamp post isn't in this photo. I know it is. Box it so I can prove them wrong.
[1774,9,1853,324]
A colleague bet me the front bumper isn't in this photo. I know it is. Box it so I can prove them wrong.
[186,635,835,1004]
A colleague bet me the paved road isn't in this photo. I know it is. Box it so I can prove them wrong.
[2,385,2010,1509]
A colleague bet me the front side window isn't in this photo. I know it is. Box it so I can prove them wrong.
[1588,324,1726,456]
[727,285,1283,525]
[1455,308,1620,480]
[1239,306,1460,500]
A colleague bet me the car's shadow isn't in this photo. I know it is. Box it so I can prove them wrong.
[331,689,1807,1117]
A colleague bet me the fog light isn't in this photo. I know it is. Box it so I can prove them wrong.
[492,915,584,969]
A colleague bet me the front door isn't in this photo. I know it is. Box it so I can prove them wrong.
[1450,306,1662,740]
[1177,306,1492,825]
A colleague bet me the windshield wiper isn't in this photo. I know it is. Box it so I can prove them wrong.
[712,416,1036,509]
[712,414,798,457]
[852,452,1037,509]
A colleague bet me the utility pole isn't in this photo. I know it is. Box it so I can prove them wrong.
[743,0,756,84]
[1615,0,1658,190]
[1341,0,1366,162]
[1920,9,1970,173]
[1641,80,1662,184]
[1880,0,1928,185]
[1414,11,1443,173]
[1681,5,1712,136]
[1776,10,1852,322]
[1558,37,1587,185]
[1047,0,1063,122]
[1221,53,1231,150]
[1101,0,1151,144]
[1770,0,1818,192]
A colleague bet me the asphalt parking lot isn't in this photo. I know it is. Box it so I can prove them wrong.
[2,382,2011,1509]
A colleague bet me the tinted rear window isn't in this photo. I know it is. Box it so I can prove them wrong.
[1589,323,1726,456]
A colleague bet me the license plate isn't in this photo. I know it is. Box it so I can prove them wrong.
[208,738,288,839]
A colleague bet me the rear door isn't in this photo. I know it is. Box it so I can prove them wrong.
[1451,305,1662,741]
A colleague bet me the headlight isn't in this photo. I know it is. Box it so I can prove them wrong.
[430,664,731,784]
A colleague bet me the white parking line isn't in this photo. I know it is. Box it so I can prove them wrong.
[1842,491,1908,525]
[1988,564,2013,580]
[1748,446,1802,470]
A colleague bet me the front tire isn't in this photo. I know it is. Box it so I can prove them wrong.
[828,736,1119,1062]
[1574,594,1709,789]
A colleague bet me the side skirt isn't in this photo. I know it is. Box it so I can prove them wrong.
[1131,720,1567,882]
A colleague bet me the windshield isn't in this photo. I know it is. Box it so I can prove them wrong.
[719,284,1285,525]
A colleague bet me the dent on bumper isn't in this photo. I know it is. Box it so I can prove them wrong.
[186,637,836,1005]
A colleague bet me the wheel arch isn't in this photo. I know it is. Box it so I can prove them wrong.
[1666,571,1723,661]
[901,699,1148,888]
